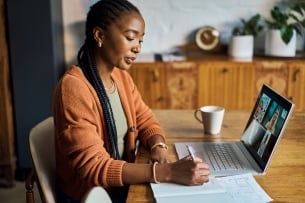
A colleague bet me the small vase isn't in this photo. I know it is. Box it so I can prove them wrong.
[228,35,254,61]
[264,29,296,57]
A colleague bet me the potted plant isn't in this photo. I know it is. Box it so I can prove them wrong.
[264,3,305,57]
[228,14,264,61]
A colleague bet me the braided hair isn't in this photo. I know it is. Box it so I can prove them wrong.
[77,0,141,160]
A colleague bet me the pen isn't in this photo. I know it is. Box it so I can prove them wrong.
[186,145,196,161]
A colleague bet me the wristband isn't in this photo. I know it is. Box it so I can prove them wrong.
[152,162,160,183]
[150,142,168,151]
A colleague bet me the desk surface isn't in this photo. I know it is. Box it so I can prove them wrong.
[126,110,305,203]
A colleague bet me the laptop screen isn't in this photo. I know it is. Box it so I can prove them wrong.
[241,84,294,169]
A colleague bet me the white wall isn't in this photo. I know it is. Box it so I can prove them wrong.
[62,0,302,65]
[130,0,276,53]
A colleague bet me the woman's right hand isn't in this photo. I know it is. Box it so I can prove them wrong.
[156,156,210,185]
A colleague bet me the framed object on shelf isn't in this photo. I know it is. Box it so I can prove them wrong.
[195,26,220,51]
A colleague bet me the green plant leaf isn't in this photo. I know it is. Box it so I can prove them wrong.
[232,13,264,36]
[280,25,294,44]
[266,3,305,44]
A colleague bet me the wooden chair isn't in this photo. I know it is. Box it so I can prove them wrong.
[25,117,112,203]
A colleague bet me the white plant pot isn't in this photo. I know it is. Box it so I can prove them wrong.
[264,29,296,57]
[228,35,254,61]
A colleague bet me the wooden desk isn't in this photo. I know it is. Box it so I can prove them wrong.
[126,110,305,203]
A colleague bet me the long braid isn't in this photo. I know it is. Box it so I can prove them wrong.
[77,0,141,160]
[78,45,120,159]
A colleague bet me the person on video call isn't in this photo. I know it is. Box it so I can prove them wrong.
[52,0,210,202]
[264,108,280,135]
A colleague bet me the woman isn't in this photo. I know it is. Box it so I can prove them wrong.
[264,108,279,135]
[53,0,210,202]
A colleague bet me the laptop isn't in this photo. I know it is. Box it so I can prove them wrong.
[175,84,295,176]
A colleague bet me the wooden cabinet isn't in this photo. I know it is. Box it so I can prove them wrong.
[129,62,200,109]
[287,61,305,110]
[198,61,255,110]
[130,60,256,110]
[254,61,288,97]
[129,57,305,110]
[253,60,305,110]
[128,63,166,109]
[164,62,198,109]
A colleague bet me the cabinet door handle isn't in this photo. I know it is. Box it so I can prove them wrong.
[293,69,300,82]
[222,68,229,73]
[157,96,164,102]
[152,69,159,82]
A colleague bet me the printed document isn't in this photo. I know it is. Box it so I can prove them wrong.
[150,173,273,203]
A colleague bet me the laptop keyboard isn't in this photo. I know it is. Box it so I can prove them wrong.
[205,143,243,171]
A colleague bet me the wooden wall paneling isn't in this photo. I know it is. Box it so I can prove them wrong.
[0,0,16,187]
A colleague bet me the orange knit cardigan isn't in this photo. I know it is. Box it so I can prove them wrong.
[52,65,165,200]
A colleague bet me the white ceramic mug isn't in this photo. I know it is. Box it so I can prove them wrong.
[194,106,225,134]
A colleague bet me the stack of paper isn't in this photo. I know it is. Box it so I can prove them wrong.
[150,173,273,203]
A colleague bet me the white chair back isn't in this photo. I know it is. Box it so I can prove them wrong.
[81,186,112,203]
[29,117,112,203]
[29,117,56,203]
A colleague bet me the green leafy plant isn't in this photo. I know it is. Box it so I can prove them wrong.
[232,14,264,37]
[265,3,305,44]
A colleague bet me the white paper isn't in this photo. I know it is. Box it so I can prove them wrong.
[155,193,234,203]
[150,173,273,203]
[150,177,225,198]
[216,173,273,203]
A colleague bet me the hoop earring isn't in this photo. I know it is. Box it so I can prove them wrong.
[98,41,102,48]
